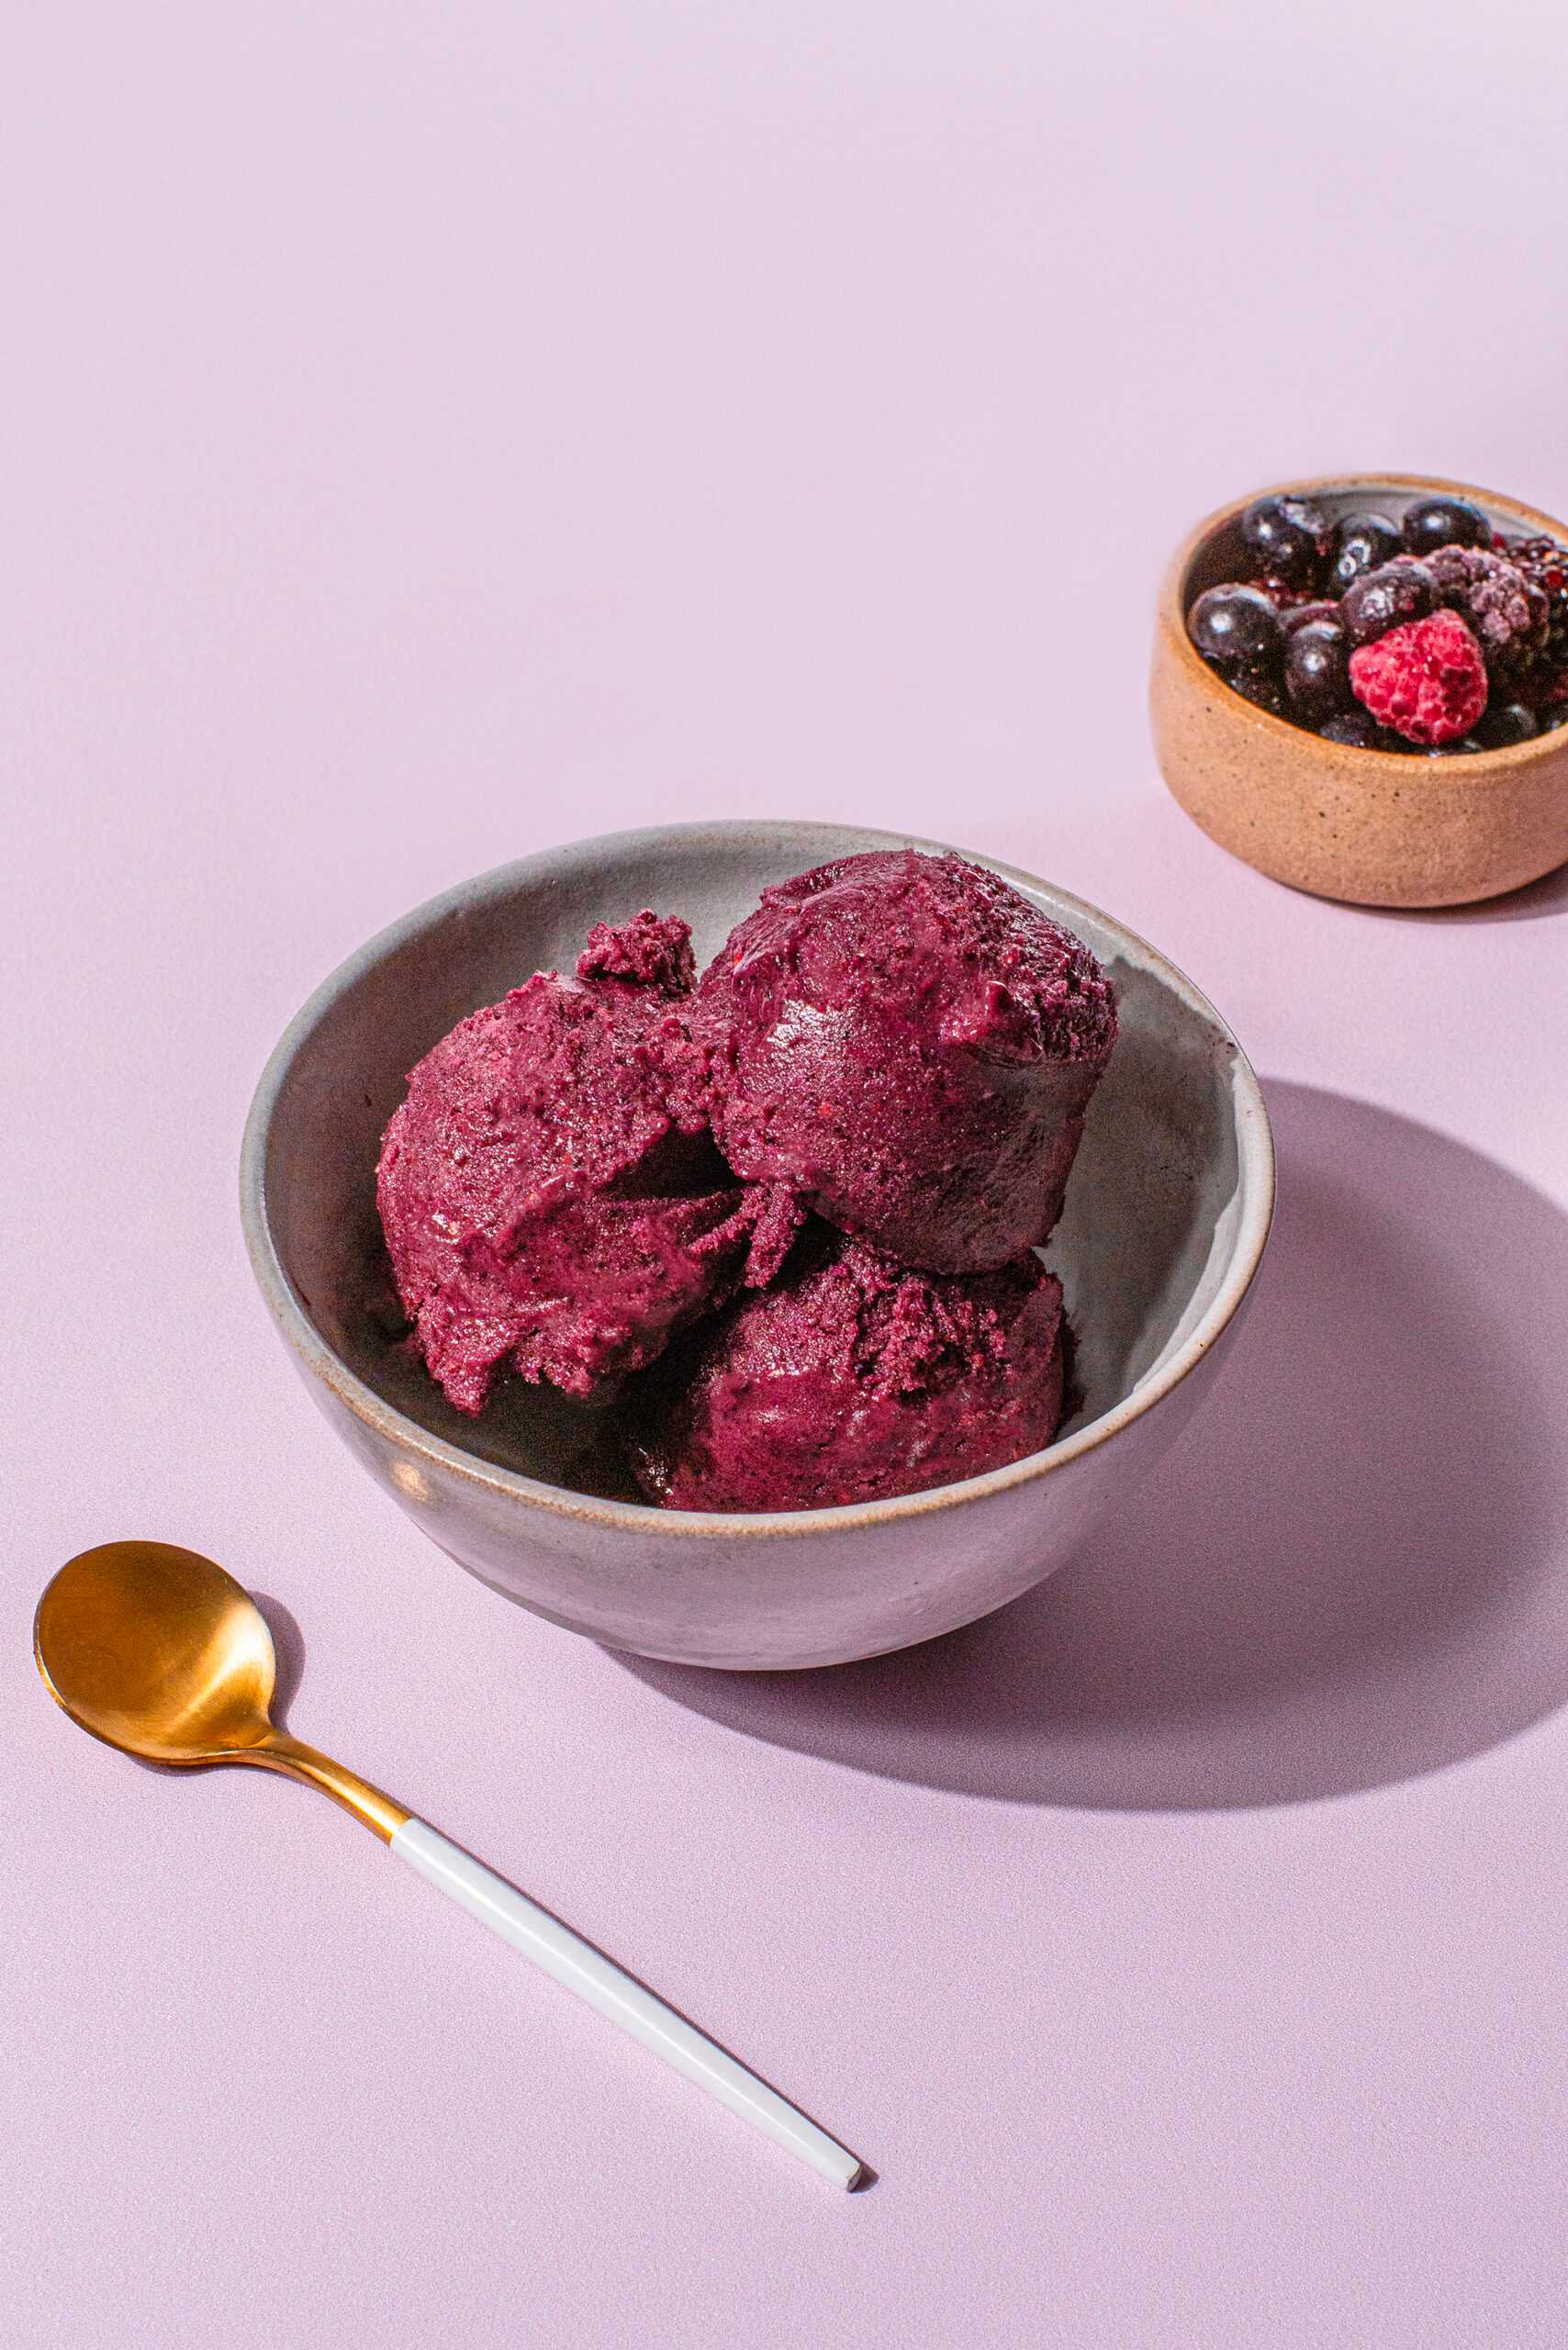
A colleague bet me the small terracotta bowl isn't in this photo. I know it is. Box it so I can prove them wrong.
[241,821,1273,1672]
[1150,473,1568,908]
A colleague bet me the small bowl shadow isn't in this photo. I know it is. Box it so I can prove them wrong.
[1367,856,1568,927]
[614,1082,1568,1811]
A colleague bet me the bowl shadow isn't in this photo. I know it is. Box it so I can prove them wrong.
[1368,857,1568,926]
[614,1082,1568,1810]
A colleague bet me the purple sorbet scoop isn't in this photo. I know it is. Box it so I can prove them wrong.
[626,1225,1067,1513]
[694,850,1117,1273]
[376,912,796,1415]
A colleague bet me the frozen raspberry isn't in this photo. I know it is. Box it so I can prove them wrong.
[1348,609,1489,745]
[1424,544,1547,679]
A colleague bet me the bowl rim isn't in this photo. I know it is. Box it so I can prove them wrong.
[240,820,1276,1540]
[1160,471,1568,774]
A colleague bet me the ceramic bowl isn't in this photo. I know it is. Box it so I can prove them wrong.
[1151,473,1568,908]
[240,822,1273,1670]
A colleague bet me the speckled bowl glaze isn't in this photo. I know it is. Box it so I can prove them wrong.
[1151,474,1568,908]
[241,822,1273,1670]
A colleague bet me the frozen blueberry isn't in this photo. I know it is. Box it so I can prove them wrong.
[1473,701,1540,748]
[1189,583,1281,664]
[1318,708,1384,748]
[1282,599,1342,634]
[1341,559,1438,645]
[1284,618,1350,723]
[1224,659,1288,716]
[1240,495,1328,588]
[1327,511,1402,596]
[1402,495,1491,556]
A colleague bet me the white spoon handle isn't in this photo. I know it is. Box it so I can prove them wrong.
[390,1818,862,2188]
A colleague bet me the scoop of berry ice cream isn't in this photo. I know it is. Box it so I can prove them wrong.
[695,849,1117,1274]
[625,1226,1067,1512]
[376,913,797,1415]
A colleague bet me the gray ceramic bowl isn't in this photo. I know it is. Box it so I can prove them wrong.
[241,822,1273,1669]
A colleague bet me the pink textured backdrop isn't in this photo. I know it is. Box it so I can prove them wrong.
[7,4,1568,2344]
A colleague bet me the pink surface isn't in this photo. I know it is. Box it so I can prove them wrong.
[6,5,1568,2344]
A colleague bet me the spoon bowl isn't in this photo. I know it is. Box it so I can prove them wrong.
[35,1540,277,1763]
[35,1540,407,1835]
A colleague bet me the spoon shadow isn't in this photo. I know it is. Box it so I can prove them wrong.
[252,1593,307,1721]
[614,1082,1568,1811]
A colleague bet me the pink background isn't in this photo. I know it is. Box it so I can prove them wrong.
[7,4,1568,2343]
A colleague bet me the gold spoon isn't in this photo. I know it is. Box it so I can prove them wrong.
[35,1540,862,2189]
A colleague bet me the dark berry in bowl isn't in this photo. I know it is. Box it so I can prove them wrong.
[1189,583,1281,664]
[1509,536,1568,677]
[1284,618,1350,724]
[1327,511,1402,596]
[1402,495,1490,556]
[1317,708,1388,749]
[1240,496,1327,589]
[1473,700,1540,748]
[1224,659,1288,716]
[1282,599,1341,634]
[1341,559,1437,645]
[1425,544,1548,680]
[1348,609,1489,746]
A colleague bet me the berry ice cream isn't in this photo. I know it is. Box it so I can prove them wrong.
[626,1226,1067,1513]
[376,912,796,1415]
[695,850,1117,1275]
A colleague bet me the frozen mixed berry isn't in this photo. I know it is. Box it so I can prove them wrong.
[1256,578,1322,612]
[1189,583,1281,664]
[1185,485,1568,752]
[1282,599,1341,634]
[1225,659,1288,716]
[1402,495,1490,556]
[1348,609,1488,745]
[1509,534,1568,680]
[1472,700,1540,748]
[1327,511,1402,596]
[1424,544,1547,678]
[1318,708,1389,749]
[1284,617,1350,723]
[1340,558,1438,645]
[1240,495,1328,588]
